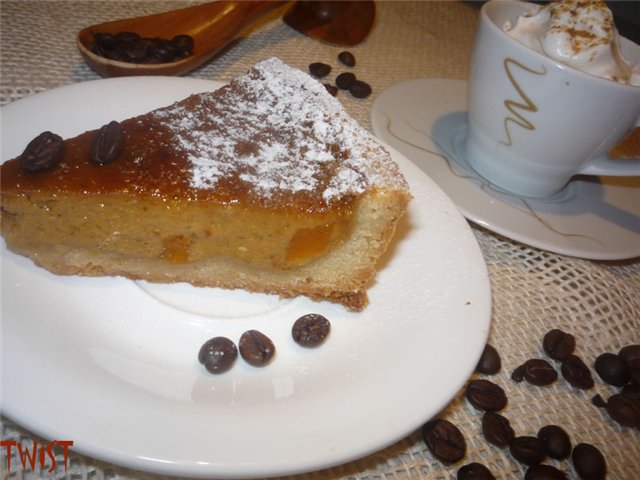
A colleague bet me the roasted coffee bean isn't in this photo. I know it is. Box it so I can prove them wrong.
[93,31,118,49]
[517,359,558,386]
[592,393,608,408]
[92,31,194,64]
[572,443,606,480]
[309,62,331,78]
[525,464,568,480]
[543,329,575,360]
[465,379,507,411]
[121,40,149,62]
[349,79,372,98]
[537,425,571,460]
[561,355,594,390]
[511,365,525,382]
[594,352,629,386]
[476,343,501,375]
[621,380,640,400]
[324,83,338,96]
[457,462,495,480]
[422,419,466,464]
[481,411,514,447]
[90,120,125,165]
[510,436,546,466]
[115,31,140,43]
[198,336,238,374]
[619,344,640,382]
[239,329,275,367]
[338,50,356,67]
[292,313,330,347]
[19,131,64,172]
[171,34,194,56]
[335,72,356,90]
[605,393,640,427]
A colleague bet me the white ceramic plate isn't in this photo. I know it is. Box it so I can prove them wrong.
[371,78,640,260]
[1,77,491,478]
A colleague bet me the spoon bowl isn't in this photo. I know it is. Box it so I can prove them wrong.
[77,0,375,78]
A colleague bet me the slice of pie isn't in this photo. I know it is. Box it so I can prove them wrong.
[0,58,411,311]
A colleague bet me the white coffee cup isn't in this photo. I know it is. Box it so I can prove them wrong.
[464,0,640,198]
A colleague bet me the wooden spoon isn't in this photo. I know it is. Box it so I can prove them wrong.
[77,0,376,78]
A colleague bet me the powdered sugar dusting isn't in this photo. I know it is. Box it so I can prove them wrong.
[151,58,407,205]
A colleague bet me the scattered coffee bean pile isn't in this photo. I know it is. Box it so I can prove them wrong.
[198,313,331,374]
[420,332,631,479]
[308,51,372,99]
[91,31,194,64]
[591,344,640,429]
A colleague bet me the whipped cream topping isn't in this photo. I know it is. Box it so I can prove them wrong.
[504,0,639,85]
[151,58,407,206]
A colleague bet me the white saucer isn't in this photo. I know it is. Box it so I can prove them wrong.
[371,78,640,260]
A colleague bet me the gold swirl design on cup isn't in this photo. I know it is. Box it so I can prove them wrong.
[500,58,547,147]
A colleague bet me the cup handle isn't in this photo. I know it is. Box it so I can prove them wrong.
[579,153,640,176]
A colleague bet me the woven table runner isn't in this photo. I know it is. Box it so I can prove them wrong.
[1,2,639,479]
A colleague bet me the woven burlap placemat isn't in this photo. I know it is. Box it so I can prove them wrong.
[1,2,639,479]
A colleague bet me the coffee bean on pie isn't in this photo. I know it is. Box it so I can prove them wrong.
[239,330,275,367]
[572,443,607,480]
[476,344,501,375]
[510,436,547,466]
[482,411,514,447]
[543,329,575,360]
[537,425,571,460]
[561,355,594,390]
[292,313,331,347]
[422,419,466,464]
[90,120,125,165]
[465,379,507,411]
[457,462,495,480]
[19,131,64,172]
[198,336,238,374]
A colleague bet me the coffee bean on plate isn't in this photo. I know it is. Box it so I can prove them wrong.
[335,72,356,90]
[171,34,195,56]
[292,313,330,347]
[572,443,606,480]
[561,355,594,390]
[19,131,64,173]
[422,419,466,464]
[309,62,331,78]
[510,436,547,466]
[198,336,238,374]
[482,411,514,447]
[457,462,495,480]
[465,379,507,411]
[90,120,125,165]
[525,464,568,480]
[594,352,630,386]
[349,79,372,98]
[543,329,575,360]
[515,359,558,386]
[537,425,571,460]
[338,50,356,67]
[239,330,275,367]
[476,344,501,375]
